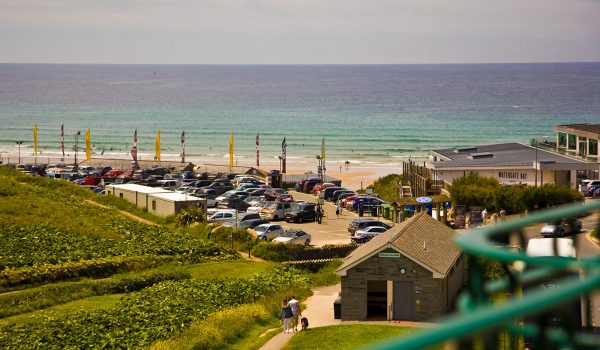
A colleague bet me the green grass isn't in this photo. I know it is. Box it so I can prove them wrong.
[0,294,123,327]
[187,260,276,280]
[282,324,442,350]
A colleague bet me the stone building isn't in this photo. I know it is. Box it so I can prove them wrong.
[336,212,464,321]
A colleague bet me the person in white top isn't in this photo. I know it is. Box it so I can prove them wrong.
[288,296,301,332]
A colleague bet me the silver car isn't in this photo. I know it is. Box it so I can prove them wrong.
[272,229,311,246]
[540,217,583,237]
[252,224,284,241]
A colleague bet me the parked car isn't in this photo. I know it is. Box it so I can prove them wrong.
[202,181,234,195]
[208,210,237,223]
[260,201,294,220]
[337,192,357,202]
[348,219,391,234]
[272,229,311,246]
[158,179,180,190]
[351,226,389,244]
[584,185,600,198]
[332,189,355,202]
[237,183,261,191]
[193,180,213,188]
[321,186,344,201]
[540,217,583,237]
[251,224,284,241]
[579,179,600,193]
[351,197,388,212]
[302,178,321,193]
[220,194,251,211]
[223,218,268,228]
[285,203,317,223]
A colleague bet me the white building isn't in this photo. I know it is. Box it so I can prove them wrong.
[105,184,171,210]
[427,143,597,189]
[147,192,203,217]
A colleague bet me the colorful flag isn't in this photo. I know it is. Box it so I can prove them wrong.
[229,131,234,167]
[33,124,38,156]
[85,128,91,161]
[281,137,287,174]
[60,124,65,157]
[155,130,161,161]
[256,133,260,167]
[321,137,326,161]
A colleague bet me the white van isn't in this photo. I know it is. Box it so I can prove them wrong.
[260,201,294,221]
[157,179,180,190]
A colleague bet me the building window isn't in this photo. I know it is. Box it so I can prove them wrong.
[557,132,567,147]
[567,134,576,150]
[589,139,598,156]
[152,200,156,210]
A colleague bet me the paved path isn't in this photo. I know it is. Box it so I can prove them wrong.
[259,284,341,350]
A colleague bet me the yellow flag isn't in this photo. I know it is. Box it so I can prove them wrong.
[155,130,161,161]
[33,124,38,155]
[229,131,234,167]
[321,137,326,161]
[85,128,91,161]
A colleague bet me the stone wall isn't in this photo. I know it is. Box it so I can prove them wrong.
[340,248,452,321]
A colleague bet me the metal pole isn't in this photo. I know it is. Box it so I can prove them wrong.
[74,131,81,166]
[534,138,538,187]
[15,141,23,164]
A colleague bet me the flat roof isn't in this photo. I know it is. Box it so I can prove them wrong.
[148,192,203,202]
[107,183,172,194]
[429,142,594,169]
[555,124,600,138]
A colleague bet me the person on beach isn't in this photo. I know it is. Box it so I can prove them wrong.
[288,296,301,332]
[279,299,293,333]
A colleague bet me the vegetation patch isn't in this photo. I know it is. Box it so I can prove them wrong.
[0,267,309,349]
[282,324,441,350]
[0,265,190,318]
[449,174,583,214]
[362,174,405,203]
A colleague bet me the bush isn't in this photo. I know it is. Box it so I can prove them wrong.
[176,207,207,227]
[449,174,583,214]
[251,242,305,262]
[367,174,404,203]
[0,256,175,289]
[150,303,271,350]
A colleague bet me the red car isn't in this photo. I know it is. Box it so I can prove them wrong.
[102,169,124,178]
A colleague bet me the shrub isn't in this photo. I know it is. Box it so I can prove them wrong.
[367,174,404,202]
[176,207,206,227]
[251,242,305,262]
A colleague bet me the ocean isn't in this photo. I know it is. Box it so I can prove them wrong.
[0,63,599,166]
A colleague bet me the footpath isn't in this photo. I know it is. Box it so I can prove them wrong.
[258,283,342,350]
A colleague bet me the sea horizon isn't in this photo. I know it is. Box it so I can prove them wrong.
[1,62,599,165]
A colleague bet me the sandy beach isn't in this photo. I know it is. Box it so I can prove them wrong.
[2,151,405,191]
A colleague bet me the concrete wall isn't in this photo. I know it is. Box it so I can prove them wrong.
[148,198,175,217]
[341,249,454,322]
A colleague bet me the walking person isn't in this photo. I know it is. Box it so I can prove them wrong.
[316,204,323,224]
[481,208,488,225]
[279,299,293,333]
[288,296,301,332]
[335,204,340,218]
[338,199,343,215]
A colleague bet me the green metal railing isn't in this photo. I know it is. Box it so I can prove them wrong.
[373,200,600,350]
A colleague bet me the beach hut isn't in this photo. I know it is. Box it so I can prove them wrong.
[147,192,204,217]
[335,212,464,322]
[105,184,171,210]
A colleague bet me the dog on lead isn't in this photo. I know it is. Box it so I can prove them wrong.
[300,317,309,331]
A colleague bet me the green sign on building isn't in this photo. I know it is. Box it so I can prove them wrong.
[379,252,401,258]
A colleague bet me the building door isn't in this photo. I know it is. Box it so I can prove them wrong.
[366,280,387,320]
[393,281,414,320]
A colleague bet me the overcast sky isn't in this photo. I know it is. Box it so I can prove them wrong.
[1,0,599,64]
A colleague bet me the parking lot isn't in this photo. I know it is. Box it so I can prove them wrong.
[278,190,393,247]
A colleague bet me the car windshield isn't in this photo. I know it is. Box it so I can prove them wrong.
[266,202,279,209]
[255,225,268,233]
[279,231,296,238]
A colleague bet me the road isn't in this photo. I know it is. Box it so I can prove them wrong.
[281,190,392,246]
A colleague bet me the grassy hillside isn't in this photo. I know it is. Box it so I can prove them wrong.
[0,167,336,349]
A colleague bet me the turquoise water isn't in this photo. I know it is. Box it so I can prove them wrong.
[1,63,599,165]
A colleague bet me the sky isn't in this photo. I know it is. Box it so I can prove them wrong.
[1,0,599,64]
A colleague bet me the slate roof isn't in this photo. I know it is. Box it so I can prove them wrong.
[337,212,462,277]
[429,142,589,169]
